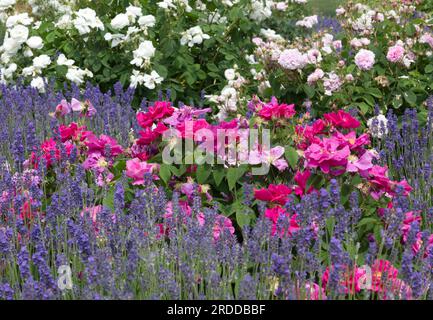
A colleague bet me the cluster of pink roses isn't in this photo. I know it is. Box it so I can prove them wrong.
[58,121,125,186]
[41,99,237,241]
[30,99,125,187]
[254,170,312,235]
[256,97,296,121]
[297,110,411,199]
[250,106,412,240]
[379,202,433,257]
[51,98,97,118]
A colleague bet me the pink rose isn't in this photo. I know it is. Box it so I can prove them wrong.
[126,158,158,185]
[197,213,235,240]
[85,134,124,157]
[354,49,375,71]
[387,45,405,63]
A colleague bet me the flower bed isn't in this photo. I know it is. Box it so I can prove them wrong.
[0,82,431,300]
[0,0,433,301]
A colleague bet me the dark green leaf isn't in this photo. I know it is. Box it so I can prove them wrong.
[213,167,225,186]
[284,146,298,170]
[196,165,211,184]
[403,91,417,106]
[159,164,171,184]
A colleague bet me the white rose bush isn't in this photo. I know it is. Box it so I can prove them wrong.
[0,0,307,103]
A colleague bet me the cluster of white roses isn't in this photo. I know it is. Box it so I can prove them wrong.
[26,52,93,91]
[0,12,46,84]
[128,39,162,89]
[105,5,156,48]
[250,0,304,22]
[248,53,271,95]
[73,8,105,35]
[0,0,306,93]
[53,7,104,35]
[157,0,192,14]
[295,15,318,29]
[206,66,247,121]
[249,0,272,22]
[58,54,93,85]
[0,0,15,20]
[104,6,161,90]
[180,26,210,47]
[0,6,98,90]
[28,0,74,17]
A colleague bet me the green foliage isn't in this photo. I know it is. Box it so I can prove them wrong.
[3,0,309,106]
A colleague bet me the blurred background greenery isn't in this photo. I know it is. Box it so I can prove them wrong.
[309,0,342,15]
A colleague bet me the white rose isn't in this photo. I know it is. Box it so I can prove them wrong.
[57,53,75,66]
[30,76,46,92]
[143,70,163,89]
[111,13,130,29]
[2,63,16,78]
[22,66,35,76]
[138,15,155,28]
[55,14,72,29]
[104,33,125,48]
[130,70,144,88]
[137,40,155,59]
[126,5,142,19]
[10,24,29,44]
[180,26,210,47]
[224,69,236,81]
[23,47,33,57]
[336,7,345,16]
[6,13,32,28]
[66,67,92,84]
[33,54,51,70]
[73,8,104,35]
[130,40,156,67]
[26,36,43,49]
[260,28,283,41]
[2,38,20,54]
[0,0,15,10]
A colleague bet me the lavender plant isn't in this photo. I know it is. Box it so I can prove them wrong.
[0,83,432,300]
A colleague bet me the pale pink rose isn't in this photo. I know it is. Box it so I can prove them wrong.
[278,49,307,70]
[275,2,288,10]
[333,40,342,51]
[55,99,71,116]
[306,49,322,64]
[307,68,324,85]
[355,49,375,71]
[387,45,405,63]
[70,98,83,112]
[126,158,158,185]
[420,33,433,48]
[249,146,288,171]
[346,150,375,173]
